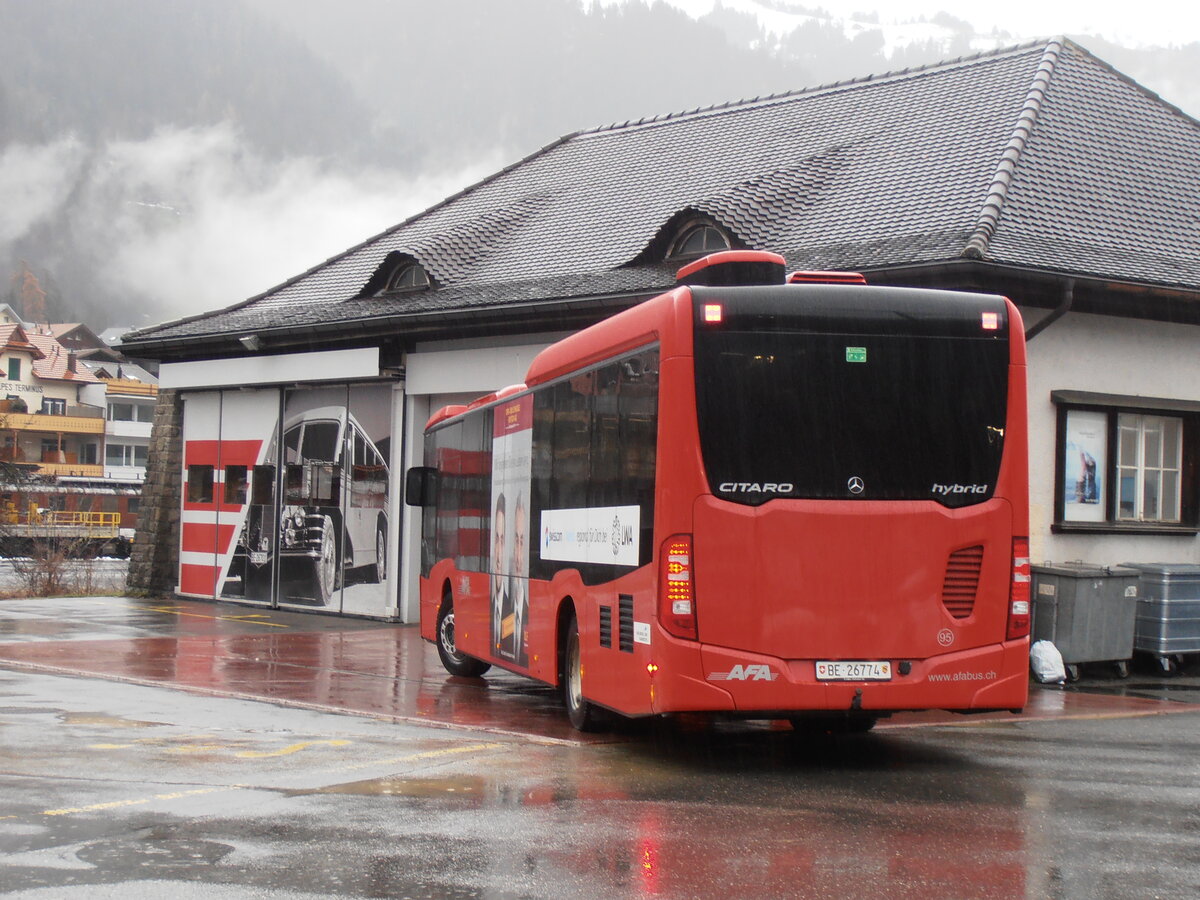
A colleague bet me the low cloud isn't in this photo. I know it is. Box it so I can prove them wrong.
[0,137,87,246]
[2,124,498,327]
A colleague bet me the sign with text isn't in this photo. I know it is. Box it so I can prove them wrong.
[540,505,641,567]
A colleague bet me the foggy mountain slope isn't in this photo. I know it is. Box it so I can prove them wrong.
[0,0,443,332]
[665,0,1200,118]
[245,0,819,168]
[3,0,825,332]
[1068,36,1200,121]
[4,0,1199,336]
[0,0,370,161]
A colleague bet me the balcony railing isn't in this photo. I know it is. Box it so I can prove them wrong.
[31,462,105,478]
[0,411,106,434]
[104,379,158,397]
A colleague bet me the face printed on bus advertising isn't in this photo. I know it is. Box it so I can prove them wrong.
[493,493,507,577]
[513,494,527,578]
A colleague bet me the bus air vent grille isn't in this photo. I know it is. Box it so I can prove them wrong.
[941,545,984,619]
[619,594,634,653]
[599,606,612,649]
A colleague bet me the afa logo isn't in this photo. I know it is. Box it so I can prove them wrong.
[707,664,778,682]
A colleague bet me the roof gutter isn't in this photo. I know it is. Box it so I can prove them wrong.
[119,287,665,362]
[1024,278,1074,341]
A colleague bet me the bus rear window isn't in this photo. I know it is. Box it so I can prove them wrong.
[694,328,1008,507]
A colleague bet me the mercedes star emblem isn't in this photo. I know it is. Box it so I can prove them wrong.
[847,476,865,494]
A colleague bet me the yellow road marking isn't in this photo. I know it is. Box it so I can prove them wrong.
[88,735,332,756]
[145,606,288,628]
[336,742,506,774]
[87,736,503,768]
[43,787,225,816]
[237,739,352,758]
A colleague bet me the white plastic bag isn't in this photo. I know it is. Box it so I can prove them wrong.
[1030,640,1066,684]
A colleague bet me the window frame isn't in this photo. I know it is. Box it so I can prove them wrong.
[386,262,431,293]
[667,221,733,261]
[1052,391,1199,535]
[106,443,149,467]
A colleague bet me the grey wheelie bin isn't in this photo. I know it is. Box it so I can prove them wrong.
[1120,563,1200,675]
[1031,562,1140,680]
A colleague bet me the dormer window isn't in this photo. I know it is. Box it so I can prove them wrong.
[387,262,430,292]
[669,222,732,260]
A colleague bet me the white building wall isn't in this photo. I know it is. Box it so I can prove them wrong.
[1025,310,1200,567]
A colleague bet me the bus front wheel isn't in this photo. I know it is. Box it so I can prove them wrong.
[563,614,606,732]
[436,601,490,678]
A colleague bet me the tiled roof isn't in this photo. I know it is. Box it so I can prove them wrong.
[124,38,1200,350]
[0,324,44,359]
[26,333,101,384]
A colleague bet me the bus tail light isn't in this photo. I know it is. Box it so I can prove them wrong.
[1008,537,1031,640]
[660,535,698,640]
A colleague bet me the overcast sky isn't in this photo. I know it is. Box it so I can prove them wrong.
[627,0,1200,48]
[9,0,1196,330]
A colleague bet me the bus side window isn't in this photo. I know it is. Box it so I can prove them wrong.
[621,349,659,562]
[419,436,439,576]
[432,421,463,569]
[550,372,593,510]
[590,362,622,509]
[459,410,490,573]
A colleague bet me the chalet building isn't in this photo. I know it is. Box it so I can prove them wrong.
[0,314,156,547]
[0,324,105,477]
[120,39,1200,620]
[52,322,127,366]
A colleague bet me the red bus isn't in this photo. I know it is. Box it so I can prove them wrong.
[406,250,1030,732]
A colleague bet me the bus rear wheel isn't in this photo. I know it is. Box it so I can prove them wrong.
[436,601,490,678]
[563,614,606,732]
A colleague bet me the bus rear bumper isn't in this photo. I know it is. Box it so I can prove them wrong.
[651,639,1029,715]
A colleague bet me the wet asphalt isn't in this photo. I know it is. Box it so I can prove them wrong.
[1,595,1199,898]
